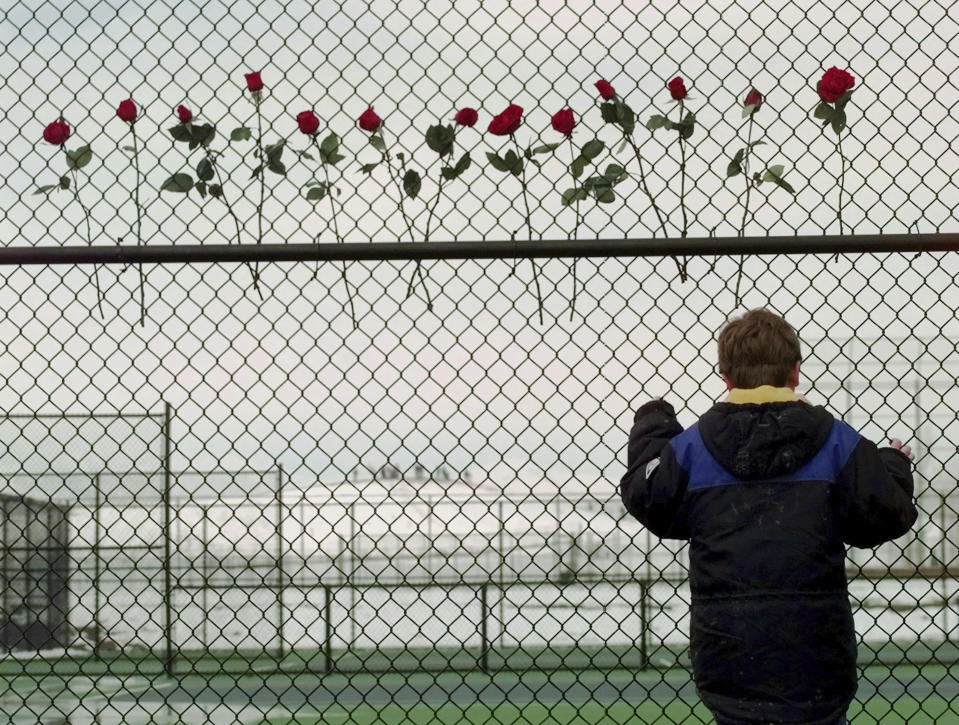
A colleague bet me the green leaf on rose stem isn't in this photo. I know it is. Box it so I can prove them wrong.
[764,164,785,180]
[772,175,796,195]
[250,164,263,179]
[425,124,454,156]
[122,145,135,152]
[813,102,832,121]
[230,127,252,142]
[169,125,192,143]
[306,185,327,201]
[678,111,696,140]
[33,185,56,195]
[603,164,627,184]
[748,140,767,148]
[570,156,586,179]
[359,162,379,174]
[742,103,758,118]
[455,151,471,174]
[646,114,669,131]
[65,145,92,171]
[320,133,338,156]
[59,175,70,189]
[726,161,742,178]
[485,152,510,173]
[396,152,404,161]
[265,140,286,163]
[440,166,456,180]
[616,138,629,154]
[524,147,532,160]
[560,187,588,207]
[580,139,604,161]
[733,148,745,164]
[600,103,618,124]
[594,187,616,204]
[532,143,561,155]
[835,90,854,110]
[196,158,214,181]
[267,160,286,175]
[503,149,523,176]
[368,134,386,152]
[327,152,345,165]
[403,169,421,199]
[615,102,635,135]
[196,181,207,198]
[305,179,322,187]
[160,173,194,193]
[192,123,215,147]
[831,110,846,135]
[295,150,315,160]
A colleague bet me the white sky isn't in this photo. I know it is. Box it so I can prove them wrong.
[0,0,956,521]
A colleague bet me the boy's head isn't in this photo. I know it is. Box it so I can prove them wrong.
[717,309,802,389]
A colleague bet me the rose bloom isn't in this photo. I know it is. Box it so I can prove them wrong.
[454,107,478,127]
[245,72,264,92]
[668,77,688,101]
[487,104,523,136]
[595,79,615,100]
[297,110,320,135]
[43,120,70,146]
[117,99,137,123]
[176,105,193,123]
[818,67,854,103]
[551,109,575,137]
[745,89,762,109]
[358,107,381,132]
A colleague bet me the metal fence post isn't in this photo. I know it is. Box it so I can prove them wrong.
[202,504,209,650]
[276,464,285,660]
[324,584,333,674]
[162,401,174,677]
[93,473,101,659]
[640,580,649,670]
[479,583,489,673]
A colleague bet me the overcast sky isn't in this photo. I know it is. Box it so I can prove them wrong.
[0,0,956,525]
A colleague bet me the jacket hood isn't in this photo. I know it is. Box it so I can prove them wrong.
[698,401,835,480]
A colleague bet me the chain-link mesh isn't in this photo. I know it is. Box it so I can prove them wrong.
[2,0,959,723]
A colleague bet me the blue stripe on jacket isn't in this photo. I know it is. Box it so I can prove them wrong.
[670,419,861,491]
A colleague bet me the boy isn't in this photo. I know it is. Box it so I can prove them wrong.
[619,309,917,725]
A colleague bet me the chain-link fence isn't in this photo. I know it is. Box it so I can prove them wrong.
[2,0,959,723]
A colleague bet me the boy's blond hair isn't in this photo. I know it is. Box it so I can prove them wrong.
[717,309,802,389]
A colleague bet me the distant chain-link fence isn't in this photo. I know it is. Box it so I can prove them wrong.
[2,0,959,722]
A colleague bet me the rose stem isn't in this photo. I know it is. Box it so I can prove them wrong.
[626,129,679,278]
[130,122,145,326]
[314,136,357,329]
[677,101,688,282]
[253,102,265,294]
[568,136,581,321]
[735,113,755,307]
[208,148,260,299]
[383,127,431,311]
[514,135,543,326]
[69,165,104,318]
[407,133,448,302]
[836,130,846,262]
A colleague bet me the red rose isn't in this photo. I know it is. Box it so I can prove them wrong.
[454,107,478,127]
[117,99,137,123]
[43,120,70,146]
[176,105,193,123]
[818,67,854,103]
[487,104,523,136]
[595,80,615,100]
[551,109,575,137]
[744,89,762,109]
[668,77,688,101]
[358,107,381,132]
[297,110,320,135]
[245,72,264,92]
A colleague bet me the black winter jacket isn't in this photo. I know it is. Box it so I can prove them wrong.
[619,398,917,725]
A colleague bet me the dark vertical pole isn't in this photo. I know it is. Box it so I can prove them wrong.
[1,497,7,638]
[479,583,489,673]
[639,580,649,670]
[323,585,332,674]
[202,504,209,650]
[93,474,101,658]
[276,465,285,661]
[163,402,174,677]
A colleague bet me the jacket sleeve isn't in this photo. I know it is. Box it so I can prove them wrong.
[619,399,690,540]
[833,436,918,548]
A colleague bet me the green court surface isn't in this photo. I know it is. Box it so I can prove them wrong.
[258,698,959,725]
[3,661,958,724]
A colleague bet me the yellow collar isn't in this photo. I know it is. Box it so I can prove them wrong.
[726,386,801,404]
